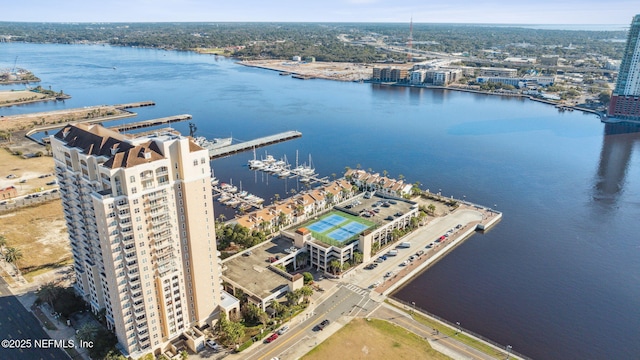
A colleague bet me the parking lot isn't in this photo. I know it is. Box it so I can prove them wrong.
[342,194,415,226]
[0,188,60,212]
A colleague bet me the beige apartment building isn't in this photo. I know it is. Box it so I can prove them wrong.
[51,124,224,358]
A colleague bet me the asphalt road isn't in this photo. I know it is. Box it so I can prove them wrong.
[245,285,372,360]
[0,277,69,360]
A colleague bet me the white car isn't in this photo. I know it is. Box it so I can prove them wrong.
[206,339,221,351]
[277,325,289,335]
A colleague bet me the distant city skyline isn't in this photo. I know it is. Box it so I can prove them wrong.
[2,0,637,25]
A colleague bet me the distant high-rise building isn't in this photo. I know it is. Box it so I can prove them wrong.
[608,15,640,120]
[51,124,223,358]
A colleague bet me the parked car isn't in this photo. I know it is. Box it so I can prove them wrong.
[265,333,279,343]
[277,325,289,335]
[206,339,221,351]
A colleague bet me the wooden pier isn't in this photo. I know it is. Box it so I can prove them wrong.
[209,131,302,159]
[111,114,192,132]
[114,101,156,109]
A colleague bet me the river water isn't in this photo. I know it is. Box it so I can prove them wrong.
[1,43,639,359]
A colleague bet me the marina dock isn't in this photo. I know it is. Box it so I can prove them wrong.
[213,183,264,211]
[111,114,192,132]
[208,131,302,159]
[114,101,156,109]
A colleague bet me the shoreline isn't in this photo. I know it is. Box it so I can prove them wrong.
[238,59,606,119]
[371,203,502,297]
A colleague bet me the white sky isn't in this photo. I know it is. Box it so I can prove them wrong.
[3,0,637,24]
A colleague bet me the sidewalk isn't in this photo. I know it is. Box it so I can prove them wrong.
[0,263,90,360]
[372,301,518,360]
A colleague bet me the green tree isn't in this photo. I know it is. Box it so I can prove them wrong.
[77,323,117,359]
[270,300,285,317]
[302,272,314,284]
[36,282,61,308]
[427,204,436,215]
[286,290,301,306]
[4,246,22,272]
[104,350,127,360]
[371,242,380,256]
[295,252,308,270]
[299,286,313,303]
[353,251,363,264]
[598,91,611,105]
[329,259,342,275]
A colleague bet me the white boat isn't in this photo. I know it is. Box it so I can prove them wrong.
[249,159,264,169]
[263,154,276,164]
[220,183,238,193]
[194,136,232,151]
[278,169,291,177]
[226,199,240,206]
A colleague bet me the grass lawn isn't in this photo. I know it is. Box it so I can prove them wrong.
[386,301,507,359]
[302,318,451,360]
[0,200,70,279]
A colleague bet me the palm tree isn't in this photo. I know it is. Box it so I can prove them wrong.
[331,173,336,180]
[299,286,313,303]
[353,251,363,264]
[37,282,60,308]
[295,252,308,269]
[383,169,388,177]
[278,212,288,227]
[371,242,380,256]
[274,193,280,202]
[4,246,23,273]
[325,192,334,205]
[286,291,301,306]
[329,260,342,275]
[259,220,270,233]
[270,300,285,317]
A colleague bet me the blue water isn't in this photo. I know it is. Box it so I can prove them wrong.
[2,43,640,359]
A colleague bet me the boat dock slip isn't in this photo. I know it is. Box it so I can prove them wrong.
[111,114,192,132]
[208,131,302,159]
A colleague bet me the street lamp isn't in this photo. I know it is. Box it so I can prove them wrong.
[506,345,512,359]
[411,301,416,314]
[455,321,461,335]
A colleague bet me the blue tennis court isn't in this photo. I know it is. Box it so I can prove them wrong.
[307,221,333,233]
[323,214,348,226]
[326,228,354,242]
[342,222,369,234]
[303,211,375,244]
[306,214,349,233]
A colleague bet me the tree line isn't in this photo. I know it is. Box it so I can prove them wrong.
[0,22,627,62]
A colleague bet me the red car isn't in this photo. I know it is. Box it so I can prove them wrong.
[265,333,279,343]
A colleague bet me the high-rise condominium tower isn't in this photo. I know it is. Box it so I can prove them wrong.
[608,15,640,120]
[51,124,222,357]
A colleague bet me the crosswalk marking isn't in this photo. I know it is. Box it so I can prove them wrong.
[343,283,368,296]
